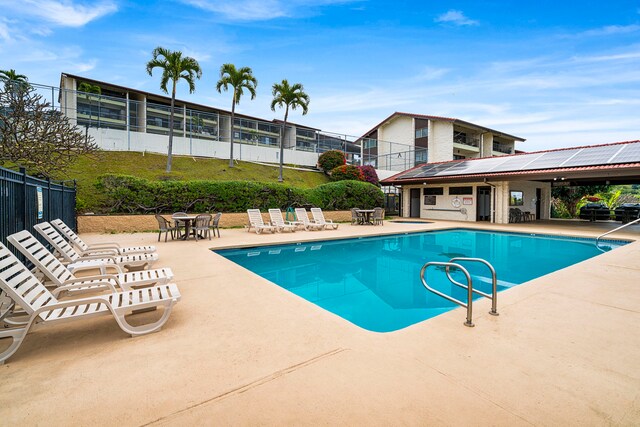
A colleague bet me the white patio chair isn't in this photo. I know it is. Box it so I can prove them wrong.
[8,230,174,297]
[0,242,181,364]
[310,208,339,230]
[51,218,156,255]
[246,209,277,234]
[294,208,324,231]
[34,222,158,272]
[268,209,298,233]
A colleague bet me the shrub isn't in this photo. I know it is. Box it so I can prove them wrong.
[358,165,379,186]
[307,181,384,210]
[330,165,364,182]
[95,174,384,213]
[317,150,346,173]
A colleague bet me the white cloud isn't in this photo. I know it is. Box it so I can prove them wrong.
[577,24,640,37]
[434,10,478,26]
[1,0,118,27]
[180,0,362,21]
[413,66,450,81]
[0,20,10,41]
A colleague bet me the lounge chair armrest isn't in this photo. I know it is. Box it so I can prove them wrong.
[32,296,115,318]
[86,242,122,249]
[52,280,118,297]
[79,248,119,256]
[66,262,124,275]
[77,254,117,262]
[62,274,121,286]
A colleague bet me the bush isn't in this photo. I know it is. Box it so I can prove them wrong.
[306,181,384,210]
[95,174,384,213]
[330,165,364,182]
[358,165,379,186]
[317,150,346,173]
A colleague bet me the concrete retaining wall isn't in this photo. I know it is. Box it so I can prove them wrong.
[78,211,354,233]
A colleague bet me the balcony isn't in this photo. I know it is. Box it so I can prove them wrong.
[492,143,513,154]
[453,131,480,153]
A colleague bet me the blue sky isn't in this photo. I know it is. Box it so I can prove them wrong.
[1,0,639,150]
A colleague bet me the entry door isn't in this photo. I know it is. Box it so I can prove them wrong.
[476,186,491,221]
[410,189,421,218]
[536,188,542,220]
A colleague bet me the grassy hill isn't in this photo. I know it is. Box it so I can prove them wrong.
[61,151,330,211]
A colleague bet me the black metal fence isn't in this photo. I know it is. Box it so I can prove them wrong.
[0,166,76,250]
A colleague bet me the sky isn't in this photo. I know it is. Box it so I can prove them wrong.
[1,0,639,150]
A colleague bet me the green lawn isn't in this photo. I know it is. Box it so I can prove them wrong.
[60,151,330,211]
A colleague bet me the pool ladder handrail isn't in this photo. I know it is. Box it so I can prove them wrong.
[419,257,499,327]
[595,217,640,251]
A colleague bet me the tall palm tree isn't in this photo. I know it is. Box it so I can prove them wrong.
[216,64,257,168]
[270,79,310,182]
[146,47,202,173]
[0,69,28,84]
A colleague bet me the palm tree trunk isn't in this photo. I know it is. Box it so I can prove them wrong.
[229,90,236,168]
[278,107,289,182]
[166,80,176,173]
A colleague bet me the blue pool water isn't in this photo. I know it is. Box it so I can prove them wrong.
[215,229,627,332]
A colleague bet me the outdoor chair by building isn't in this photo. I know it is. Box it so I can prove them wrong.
[52,219,156,254]
[294,208,324,231]
[247,209,277,234]
[155,215,179,242]
[310,208,339,230]
[373,207,385,225]
[268,209,299,232]
[7,230,174,297]
[351,208,363,225]
[211,212,222,238]
[172,212,188,238]
[0,241,181,364]
[192,214,212,240]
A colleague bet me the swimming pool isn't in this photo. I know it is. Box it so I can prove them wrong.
[215,229,627,332]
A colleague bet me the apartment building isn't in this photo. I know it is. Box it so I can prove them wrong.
[58,73,360,166]
[360,112,525,168]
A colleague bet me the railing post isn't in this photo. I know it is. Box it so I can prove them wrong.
[47,177,52,222]
[20,167,27,230]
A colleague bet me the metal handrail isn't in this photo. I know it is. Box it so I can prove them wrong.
[446,257,499,316]
[595,217,640,250]
[420,262,474,327]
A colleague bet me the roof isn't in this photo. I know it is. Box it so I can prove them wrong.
[361,112,526,142]
[381,140,640,185]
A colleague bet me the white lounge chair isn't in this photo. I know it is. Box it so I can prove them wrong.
[246,209,277,234]
[8,230,173,297]
[0,242,181,364]
[51,218,156,255]
[34,222,158,272]
[268,209,298,232]
[310,208,339,230]
[294,208,324,231]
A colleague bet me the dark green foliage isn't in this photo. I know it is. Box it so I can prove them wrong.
[306,180,383,210]
[317,150,346,173]
[330,165,364,181]
[96,174,383,213]
[359,165,380,186]
[551,185,609,218]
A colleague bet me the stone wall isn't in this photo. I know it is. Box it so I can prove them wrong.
[78,211,353,233]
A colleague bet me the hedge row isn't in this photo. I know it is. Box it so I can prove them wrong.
[96,174,384,214]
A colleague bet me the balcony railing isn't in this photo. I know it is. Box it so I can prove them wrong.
[493,143,512,154]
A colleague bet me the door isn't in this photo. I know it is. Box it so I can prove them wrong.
[476,186,491,221]
[410,188,421,218]
[536,188,542,220]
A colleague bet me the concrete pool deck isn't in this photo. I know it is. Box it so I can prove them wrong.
[1,219,639,425]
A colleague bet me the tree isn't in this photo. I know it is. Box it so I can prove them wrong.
[551,185,609,218]
[146,47,202,173]
[78,82,102,94]
[216,64,257,168]
[270,79,309,182]
[317,150,346,174]
[0,69,29,92]
[0,82,98,177]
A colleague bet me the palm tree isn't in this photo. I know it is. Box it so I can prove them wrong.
[270,79,310,182]
[0,69,29,93]
[146,47,202,173]
[216,64,257,168]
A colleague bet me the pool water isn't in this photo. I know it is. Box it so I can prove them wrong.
[215,229,627,332]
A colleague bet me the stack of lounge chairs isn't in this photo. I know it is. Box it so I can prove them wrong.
[0,219,181,364]
[247,208,339,234]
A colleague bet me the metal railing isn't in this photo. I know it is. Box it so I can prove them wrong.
[419,257,499,327]
[595,217,640,251]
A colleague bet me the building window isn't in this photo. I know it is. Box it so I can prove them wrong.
[415,149,428,164]
[415,127,428,138]
[449,186,473,195]
[453,154,466,160]
[423,187,443,195]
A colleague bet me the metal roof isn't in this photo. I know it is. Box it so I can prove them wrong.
[381,140,640,185]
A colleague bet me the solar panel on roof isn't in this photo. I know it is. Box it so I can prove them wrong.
[524,149,582,170]
[562,145,622,167]
[610,142,640,164]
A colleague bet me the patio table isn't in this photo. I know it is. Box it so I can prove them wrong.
[172,214,199,240]
[356,209,375,225]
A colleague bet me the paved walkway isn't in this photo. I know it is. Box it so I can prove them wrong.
[1,220,639,425]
